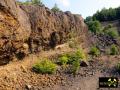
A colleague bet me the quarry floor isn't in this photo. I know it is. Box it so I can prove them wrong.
[0,47,120,90]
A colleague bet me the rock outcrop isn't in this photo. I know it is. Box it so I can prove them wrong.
[21,5,88,52]
[0,0,31,64]
[0,0,88,64]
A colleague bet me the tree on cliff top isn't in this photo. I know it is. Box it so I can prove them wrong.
[17,0,43,5]
[31,0,43,5]
[51,4,60,12]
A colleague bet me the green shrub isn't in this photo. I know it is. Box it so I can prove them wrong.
[68,49,86,64]
[107,24,113,28]
[116,62,120,72]
[71,60,80,75]
[31,0,43,5]
[107,28,119,38]
[87,20,102,34]
[68,54,79,64]
[68,31,76,39]
[68,39,78,48]
[59,55,68,65]
[57,49,86,75]
[75,49,86,60]
[103,24,113,32]
[110,44,119,55]
[90,46,100,56]
[68,37,78,48]
[51,3,60,12]
[84,16,93,23]
[33,59,57,74]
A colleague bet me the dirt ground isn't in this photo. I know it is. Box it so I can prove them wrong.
[0,47,120,90]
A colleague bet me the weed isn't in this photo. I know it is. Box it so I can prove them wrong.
[110,44,119,55]
[89,46,100,56]
[33,59,57,74]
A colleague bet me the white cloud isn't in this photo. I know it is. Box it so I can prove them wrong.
[56,0,70,7]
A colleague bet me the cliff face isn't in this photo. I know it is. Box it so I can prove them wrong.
[0,0,88,64]
[0,0,31,64]
[21,5,87,52]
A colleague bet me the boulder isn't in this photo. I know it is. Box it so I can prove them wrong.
[80,61,89,67]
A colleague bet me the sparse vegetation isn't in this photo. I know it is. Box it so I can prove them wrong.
[68,40,76,48]
[86,20,102,34]
[107,24,113,28]
[103,24,113,32]
[104,27,119,38]
[116,62,120,72]
[68,49,86,64]
[109,44,119,55]
[107,29,119,38]
[31,0,43,5]
[17,0,30,5]
[68,38,78,48]
[17,0,43,5]
[71,59,80,75]
[68,30,76,39]
[89,46,100,56]
[58,49,86,65]
[75,49,87,60]
[68,30,78,48]
[57,49,86,75]
[51,4,60,12]
[33,59,57,74]
[58,55,68,65]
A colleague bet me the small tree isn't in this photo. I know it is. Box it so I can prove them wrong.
[85,16,93,23]
[31,0,43,5]
[51,4,60,12]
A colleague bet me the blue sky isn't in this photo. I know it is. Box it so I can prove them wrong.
[19,0,120,18]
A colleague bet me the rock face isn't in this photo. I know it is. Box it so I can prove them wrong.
[0,0,88,64]
[21,5,88,52]
[0,0,31,64]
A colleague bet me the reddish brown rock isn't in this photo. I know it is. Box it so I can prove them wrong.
[0,0,88,64]
[0,0,31,64]
[21,5,88,52]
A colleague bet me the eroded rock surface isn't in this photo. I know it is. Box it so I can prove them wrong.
[0,0,88,64]
[0,0,31,64]
[21,5,88,52]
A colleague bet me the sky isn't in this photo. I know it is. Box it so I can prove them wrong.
[19,0,120,18]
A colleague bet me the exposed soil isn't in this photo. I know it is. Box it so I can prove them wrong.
[0,47,120,90]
